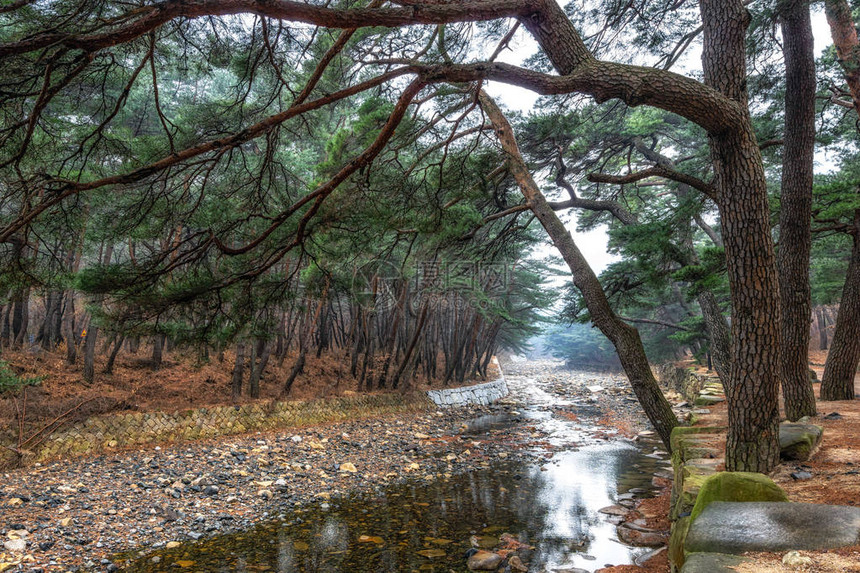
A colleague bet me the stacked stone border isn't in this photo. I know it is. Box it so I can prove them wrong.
[426,376,509,407]
[1,361,508,468]
[666,375,829,572]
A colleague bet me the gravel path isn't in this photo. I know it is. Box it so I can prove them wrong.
[1,360,656,573]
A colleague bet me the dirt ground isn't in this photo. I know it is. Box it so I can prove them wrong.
[0,346,498,427]
[679,363,860,572]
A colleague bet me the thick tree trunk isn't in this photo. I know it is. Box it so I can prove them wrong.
[821,217,860,400]
[701,0,782,472]
[778,0,817,420]
[479,91,678,451]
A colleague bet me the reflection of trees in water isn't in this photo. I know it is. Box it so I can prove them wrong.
[125,443,661,572]
[277,530,296,573]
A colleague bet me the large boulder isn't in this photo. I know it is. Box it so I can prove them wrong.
[779,422,823,461]
[685,501,860,554]
[689,472,788,521]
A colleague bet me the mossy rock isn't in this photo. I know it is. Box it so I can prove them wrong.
[671,463,718,521]
[693,394,725,406]
[779,423,823,462]
[668,516,691,570]
[689,472,788,522]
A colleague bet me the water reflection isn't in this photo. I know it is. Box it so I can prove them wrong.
[119,439,664,573]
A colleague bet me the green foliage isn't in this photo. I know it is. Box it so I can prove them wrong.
[0,361,43,395]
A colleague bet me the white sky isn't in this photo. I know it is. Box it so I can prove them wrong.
[484,7,836,277]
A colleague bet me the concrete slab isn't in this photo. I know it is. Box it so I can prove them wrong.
[685,501,860,554]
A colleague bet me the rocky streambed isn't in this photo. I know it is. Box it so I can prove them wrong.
[1,360,672,572]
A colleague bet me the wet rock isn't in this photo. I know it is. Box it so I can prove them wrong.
[616,524,666,547]
[598,505,628,516]
[467,550,504,570]
[470,535,498,549]
[508,555,528,572]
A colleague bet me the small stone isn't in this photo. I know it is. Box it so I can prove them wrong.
[3,539,27,553]
[258,489,273,500]
[790,470,813,480]
[290,435,302,443]
[467,550,503,571]
[782,551,813,567]
[508,555,528,572]
[824,412,842,420]
[339,463,357,473]
[203,485,219,496]
[165,541,181,549]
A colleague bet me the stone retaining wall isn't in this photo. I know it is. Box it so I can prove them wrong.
[2,392,435,467]
[426,376,509,407]
[2,364,508,467]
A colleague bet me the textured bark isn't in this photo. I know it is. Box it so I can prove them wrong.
[778,0,817,420]
[821,214,860,400]
[480,91,678,451]
[823,0,860,115]
[701,0,781,471]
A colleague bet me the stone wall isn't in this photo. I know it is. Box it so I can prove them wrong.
[656,363,710,403]
[2,364,509,467]
[426,377,509,407]
[2,392,435,466]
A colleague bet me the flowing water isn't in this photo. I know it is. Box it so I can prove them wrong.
[120,369,669,572]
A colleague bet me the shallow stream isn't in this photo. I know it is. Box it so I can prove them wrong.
[120,395,669,573]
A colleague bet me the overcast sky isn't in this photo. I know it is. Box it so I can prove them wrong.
[483,7,836,278]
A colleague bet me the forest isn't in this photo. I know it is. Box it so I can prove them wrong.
[0,0,859,478]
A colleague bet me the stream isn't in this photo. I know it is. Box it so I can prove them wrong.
[118,363,671,572]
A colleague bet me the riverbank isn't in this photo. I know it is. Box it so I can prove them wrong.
[0,359,670,572]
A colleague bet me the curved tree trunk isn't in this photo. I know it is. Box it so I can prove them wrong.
[778,0,817,420]
[700,0,782,472]
[519,0,781,470]
[479,91,678,451]
[821,217,860,400]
